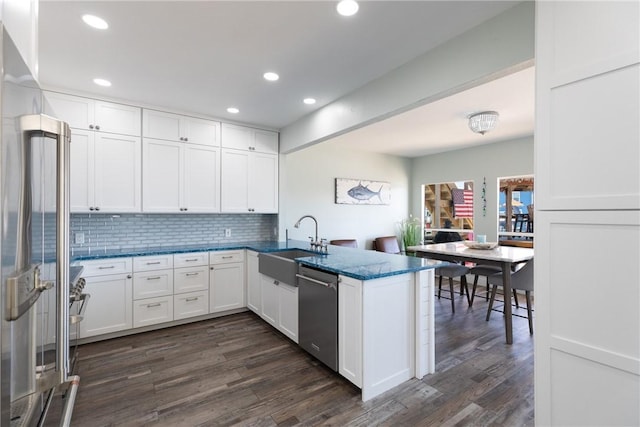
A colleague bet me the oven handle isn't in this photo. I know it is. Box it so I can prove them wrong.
[70,293,90,324]
[296,274,337,291]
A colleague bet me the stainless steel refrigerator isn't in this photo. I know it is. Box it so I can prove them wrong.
[0,29,79,426]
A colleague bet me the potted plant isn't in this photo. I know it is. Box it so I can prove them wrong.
[399,215,421,255]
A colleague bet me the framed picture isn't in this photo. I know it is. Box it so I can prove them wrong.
[335,178,391,205]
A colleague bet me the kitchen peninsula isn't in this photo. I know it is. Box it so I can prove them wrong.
[72,240,439,401]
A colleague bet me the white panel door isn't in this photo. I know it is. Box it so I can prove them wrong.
[142,139,182,212]
[183,144,220,212]
[183,117,220,147]
[44,91,94,130]
[94,101,141,136]
[277,282,298,343]
[260,275,278,327]
[246,251,261,313]
[69,129,94,212]
[79,273,133,338]
[142,109,182,141]
[221,123,252,150]
[221,148,249,212]
[93,133,141,212]
[249,152,278,213]
[209,262,245,313]
[253,129,278,154]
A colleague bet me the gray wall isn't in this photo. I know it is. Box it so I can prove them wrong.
[411,136,534,241]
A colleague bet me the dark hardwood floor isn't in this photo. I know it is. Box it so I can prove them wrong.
[48,289,534,426]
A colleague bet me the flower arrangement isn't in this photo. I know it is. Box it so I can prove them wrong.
[399,215,422,252]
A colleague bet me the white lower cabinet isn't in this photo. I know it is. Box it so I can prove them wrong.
[209,250,245,313]
[133,295,173,328]
[338,275,363,388]
[75,257,133,339]
[260,274,298,343]
[133,269,173,300]
[174,291,209,320]
[246,251,261,313]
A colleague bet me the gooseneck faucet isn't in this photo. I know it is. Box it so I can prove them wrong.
[295,215,327,252]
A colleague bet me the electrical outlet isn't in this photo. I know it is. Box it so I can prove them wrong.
[74,232,85,244]
[224,228,231,237]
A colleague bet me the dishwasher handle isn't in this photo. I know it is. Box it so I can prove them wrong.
[296,273,337,291]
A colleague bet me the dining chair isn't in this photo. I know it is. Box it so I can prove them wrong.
[469,264,502,304]
[436,264,471,313]
[330,239,358,248]
[526,204,534,233]
[372,236,401,254]
[486,259,534,334]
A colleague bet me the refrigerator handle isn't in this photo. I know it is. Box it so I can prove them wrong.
[19,114,72,385]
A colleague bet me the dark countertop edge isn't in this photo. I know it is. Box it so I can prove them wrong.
[295,259,435,281]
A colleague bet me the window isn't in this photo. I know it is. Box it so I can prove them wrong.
[423,181,474,240]
[498,175,534,237]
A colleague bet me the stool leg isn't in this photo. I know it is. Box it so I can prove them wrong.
[513,290,520,308]
[449,277,455,313]
[470,275,479,306]
[438,275,442,299]
[525,291,533,335]
[463,275,471,306]
[485,278,490,301]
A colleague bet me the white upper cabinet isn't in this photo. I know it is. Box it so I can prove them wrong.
[221,123,278,154]
[221,149,278,213]
[44,91,141,136]
[142,139,221,213]
[70,129,142,213]
[143,109,220,146]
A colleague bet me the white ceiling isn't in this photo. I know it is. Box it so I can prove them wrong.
[38,1,532,158]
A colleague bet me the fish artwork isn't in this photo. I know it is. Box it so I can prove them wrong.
[347,182,383,202]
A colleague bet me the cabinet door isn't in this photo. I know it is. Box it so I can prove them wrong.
[69,129,94,212]
[183,144,220,212]
[278,282,298,343]
[246,251,261,313]
[221,148,249,213]
[94,101,141,136]
[142,139,182,212]
[133,295,173,328]
[260,275,279,327]
[174,291,209,320]
[221,123,252,150]
[142,109,182,141]
[183,117,220,147]
[93,133,141,212]
[44,91,94,130]
[209,262,245,313]
[249,152,278,213]
[79,273,133,338]
[253,129,278,154]
[133,269,173,299]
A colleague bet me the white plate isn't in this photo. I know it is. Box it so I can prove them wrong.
[463,241,499,250]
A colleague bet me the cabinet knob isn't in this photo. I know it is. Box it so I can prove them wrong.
[95,125,101,130]
[95,207,100,211]
[184,137,189,142]
[127,275,132,279]
[210,267,214,270]
[89,207,95,211]
[89,124,94,129]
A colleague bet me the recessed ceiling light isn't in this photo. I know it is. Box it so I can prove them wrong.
[337,0,359,17]
[82,14,109,30]
[227,107,239,114]
[303,98,317,105]
[93,78,111,87]
[263,72,279,82]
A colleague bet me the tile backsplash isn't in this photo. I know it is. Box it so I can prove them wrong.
[70,213,278,253]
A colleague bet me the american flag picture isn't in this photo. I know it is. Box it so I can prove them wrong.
[452,188,473,218]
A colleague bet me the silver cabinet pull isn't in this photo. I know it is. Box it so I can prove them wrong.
[185,272,199,277]
[98,265,115,269]
[146,303,161,308]
[146,261,161,265]
[146,276,161,280]
[185,297,198,302]
[222,256,233,259]
[185,258,198,262]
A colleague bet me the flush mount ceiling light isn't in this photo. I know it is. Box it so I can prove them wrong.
[337,0,359,16]
[263,72,279,82]
[82,14,109,30]
[303,98,316,105]
[468,111,499,135]
[93,78,111,87]
[227,107,239,114]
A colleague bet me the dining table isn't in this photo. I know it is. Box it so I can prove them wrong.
[407,242,534,344]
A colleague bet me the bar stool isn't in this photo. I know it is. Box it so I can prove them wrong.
[436,264,471,313]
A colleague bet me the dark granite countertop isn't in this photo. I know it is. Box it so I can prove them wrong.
[71,240,441,281]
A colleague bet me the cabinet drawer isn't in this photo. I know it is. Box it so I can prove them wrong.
[133,255,173,272]
[174,266,209,294]
[77,257,132,277]
[210,250,245,264]
[174,252,208,268]
[133,269,173,299]
[133,296,173,328]
[174,291,209,320]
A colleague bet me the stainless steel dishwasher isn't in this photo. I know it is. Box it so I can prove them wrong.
[296,264,339,372]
